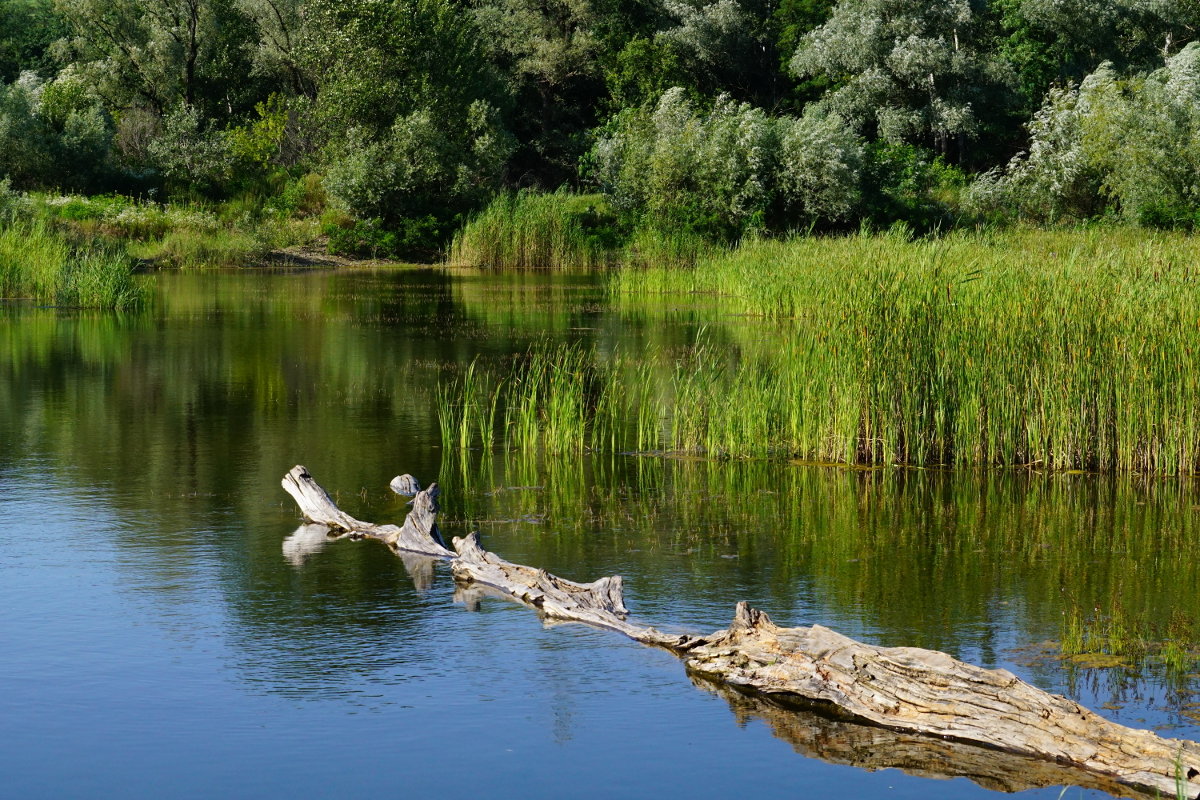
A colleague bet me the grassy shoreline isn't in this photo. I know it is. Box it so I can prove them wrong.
[441,227,1200,475]
[0,217,147,309]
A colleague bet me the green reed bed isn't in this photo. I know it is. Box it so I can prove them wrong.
[448,190,621,270]
[0,218,146,309]
[604,228,1200,473]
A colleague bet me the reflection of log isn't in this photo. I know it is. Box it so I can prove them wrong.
[282,524,336,567]
[281,465,452,557]
[281,467,1200,799]
[398,552,437,592]
[690,675,1153,799]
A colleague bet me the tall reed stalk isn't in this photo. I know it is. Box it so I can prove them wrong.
[0,218,146,309]
[448,190,619,270]
[444,228,1200,474]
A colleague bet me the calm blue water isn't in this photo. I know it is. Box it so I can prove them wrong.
[1,268,1195,799]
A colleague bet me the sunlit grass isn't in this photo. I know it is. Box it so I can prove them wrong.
[448,190,621,270]
[445,227,1200,474]
[0,217,147,309]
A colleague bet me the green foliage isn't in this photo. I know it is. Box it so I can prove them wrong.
[605,36,687,110]
[227,94,291,171]
[322,214,444,261]
[308,0,514,240]
[147,103,234,197]
[789,0,1004,159]
[0,0,65,82]
[2,0,1199,238]
[0,216,146,308]
[972,44,1200,226]
[449,190,622,269]
[591,87,864,238]
[863,143,967,230]
[55,0,264,118]
[0,71,114,192]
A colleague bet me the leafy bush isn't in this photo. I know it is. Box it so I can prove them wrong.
[147,103,233,197]
[0,70,114,192]
[590,87,864,239]
[968,43,1200,226]
[323,101,511,243]
[863,142,967,229]
[323,213,445,260]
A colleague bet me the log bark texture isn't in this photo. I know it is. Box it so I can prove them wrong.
[281,466,1200,799]
[685,603,1200,798]
[691,675,1156,798]
[449,532,697,650]
[390,474,421,496]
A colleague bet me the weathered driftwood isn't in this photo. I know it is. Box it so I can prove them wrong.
[281,467,1200,799]
[280,465,452,558]
[690,674,1156,799]
[449,532,697,649]
[686,603,1200,798]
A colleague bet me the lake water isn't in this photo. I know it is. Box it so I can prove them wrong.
[3,267,1199,799]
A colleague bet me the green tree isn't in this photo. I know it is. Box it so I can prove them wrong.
[0,69,113,190]
[591,87,863,237]
[789,0,1007,162]
[54,0,262,117]
[0,0,67,82]
[969,43,1200,225]
[305,0,514,238]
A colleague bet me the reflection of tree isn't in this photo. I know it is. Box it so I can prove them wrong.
[6,269,1200,708]
[441,452,1200,694]
[691,675,1150,799]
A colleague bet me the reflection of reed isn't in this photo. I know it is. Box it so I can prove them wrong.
[282,524,335,567]
[690,674,1151,800]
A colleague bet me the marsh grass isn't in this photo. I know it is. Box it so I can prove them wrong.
[0,218,147,309]
[29,192,318,268]
[603,227,1200,473]
[1061,604,1199,678]
[448,190,622,270]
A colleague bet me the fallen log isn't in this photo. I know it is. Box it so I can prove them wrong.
[281,465,452,558]
[280,466,1200,799]
[450,532,697,650]
[686,603,1200,798]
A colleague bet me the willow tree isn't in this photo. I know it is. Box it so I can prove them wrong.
[789,0,1002,161]
[305,0,514,240]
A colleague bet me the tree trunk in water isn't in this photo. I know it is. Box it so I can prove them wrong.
[282,466,1200,799]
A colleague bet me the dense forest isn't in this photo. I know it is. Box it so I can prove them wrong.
[2,0,1200,256]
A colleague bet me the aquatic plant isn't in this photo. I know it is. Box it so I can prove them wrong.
[604,227,1200,473]
[447,190,620,270]
[0,217,146,309]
